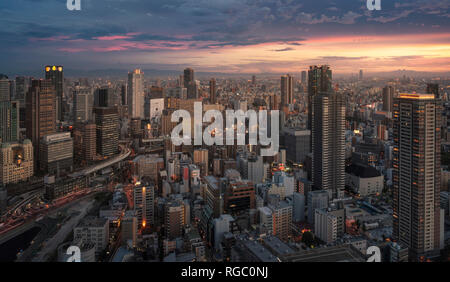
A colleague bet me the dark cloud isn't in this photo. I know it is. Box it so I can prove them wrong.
[0,0,448,71]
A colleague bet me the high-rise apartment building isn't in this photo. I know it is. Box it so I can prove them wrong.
[45,66,64,121]
[127,69,144,119]
[210,78,217,104]
[133,181,155,228]
[94,107,119,157]
[307,65,332,131]
[165,199,186,239]
[393,93,441,261]
[270,201,293,242]
[312,92,345,199]
[280,74,294,107]
[382,86,395,113]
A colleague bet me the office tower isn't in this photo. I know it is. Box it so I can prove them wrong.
[426,83,439,99]
[314,208,337,244]
[121,211,138,247]
[73,217,109,255]
[307,190,329,224]
[292,192,305,222]
[359,69,363,80]
[45,66,64,121]
[0,74,10,102]
[307,65,332,131]
[224,180,255,215]
[184,68,197,99]
[94,87,114,108]
[165,200,186,239]
[382,86,395,113]
[94,107,119,157]
[133,182,155,228]
[15,76,29,128]
[25,79,56,167]
[312,92,345,199]
[0,101,19,143]
[0,139,33,185]
[283,128,310,164]
[120,84,127,106]
[203,176,223,218]
[252,75,256,85]
[127,69,144,119]
[14,76,28,105]
[213,214,234,251]
[73,88,94,123]
[209,78,217,104]
[39,132,73,175]
[280,74,294,107]
[393,93,442,261]
[301,71,307,84]
[73,122,96,163]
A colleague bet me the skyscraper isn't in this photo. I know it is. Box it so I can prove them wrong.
[393,93,441,261]
[15,76,28,106]
[280,74,294,107]
[426,83,439,99]
[25,79,56,167]
[94,87,114,108]
[73,122,96,163]
[127,69,144,119]
[312,92,345,199]
[359,69,363,81]
[0,74,10,102]
[45,66,64,121]
[39,132,73,175]
[308,65,332,135]
[0,101,19,143]
[184,68,197,99]
[209,78,216,104]
[73,87,94,123]
[134,181,155,229]
[382,86,395,113]
[301,71,307,84]
[94,107,119,157]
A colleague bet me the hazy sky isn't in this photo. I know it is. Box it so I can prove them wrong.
[1,0,449,74]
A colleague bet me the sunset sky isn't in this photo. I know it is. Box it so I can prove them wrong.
[1,0,449,75]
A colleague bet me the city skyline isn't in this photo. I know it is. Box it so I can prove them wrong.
[0,0,449,74]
